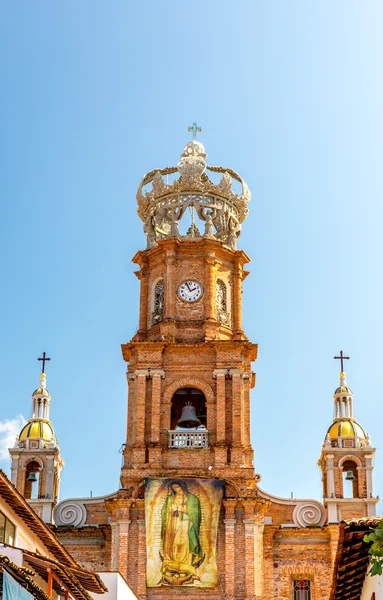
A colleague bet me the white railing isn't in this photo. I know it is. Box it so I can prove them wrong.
[168,430,209,449]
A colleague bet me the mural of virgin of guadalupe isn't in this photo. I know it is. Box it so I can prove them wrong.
[160,480,205,586]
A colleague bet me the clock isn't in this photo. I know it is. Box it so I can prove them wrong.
[178,280,203,303]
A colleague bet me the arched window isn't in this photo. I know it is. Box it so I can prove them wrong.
[216,279,229,324]
[170,388,207,430]
[341,460,358,498]
[24,461,40,500]
[152,279,165,326]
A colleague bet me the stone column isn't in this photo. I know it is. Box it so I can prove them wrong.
[138,266,149,333]
[223,499,237,599]
[213,369,227,466]
[233,260,243,336]
[136,503,147,600]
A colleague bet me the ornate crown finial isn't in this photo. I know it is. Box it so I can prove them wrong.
[137,137,251,250]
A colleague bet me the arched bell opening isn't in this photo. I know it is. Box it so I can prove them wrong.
[341,460,358,498]
[170,388,207,430]
[24,461,40,499]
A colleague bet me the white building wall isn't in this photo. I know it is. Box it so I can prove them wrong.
[93,573,138,600]
[361,569,382,599]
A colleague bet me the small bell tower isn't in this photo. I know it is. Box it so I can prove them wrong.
[8,353,64,524]
[318,352,378,522]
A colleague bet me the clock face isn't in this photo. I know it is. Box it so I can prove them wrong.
[178,280,203,303]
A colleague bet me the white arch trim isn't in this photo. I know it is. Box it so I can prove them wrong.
[338,454,362,468]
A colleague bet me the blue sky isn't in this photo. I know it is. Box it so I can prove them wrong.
[1,1,382,507]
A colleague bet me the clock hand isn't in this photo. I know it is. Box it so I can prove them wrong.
[186,282,192,292]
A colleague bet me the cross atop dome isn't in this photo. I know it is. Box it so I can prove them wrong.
[334,350,349,375]
[38,351,51,374]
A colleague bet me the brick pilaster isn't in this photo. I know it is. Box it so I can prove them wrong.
[223,499,237,599]
[204,250,216,321]
[134,370,148,446]
[150,370,165,443]
[243,500,256,600]
[138,265,149,332]
[233,260,243,336]
[137,510,147,599]
[165,251,176,320]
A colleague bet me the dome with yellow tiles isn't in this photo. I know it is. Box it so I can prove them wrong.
[327,418,366,440]
[334,385,353,395]
[32,386,50,398]
[19,419,56,442]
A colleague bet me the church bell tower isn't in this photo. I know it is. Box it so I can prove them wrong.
[113,131,269,598]
[318,352,378,523]
[9,354,64,524]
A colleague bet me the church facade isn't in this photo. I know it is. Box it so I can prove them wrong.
[9,135,379,599]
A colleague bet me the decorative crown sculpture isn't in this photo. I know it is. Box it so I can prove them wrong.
[136,139,251,250]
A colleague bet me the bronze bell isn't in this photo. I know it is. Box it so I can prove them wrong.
[177,402,201,428]
[27,471,38,483]
[345,469,356,481]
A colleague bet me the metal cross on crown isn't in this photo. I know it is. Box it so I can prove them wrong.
[188,122,202,140]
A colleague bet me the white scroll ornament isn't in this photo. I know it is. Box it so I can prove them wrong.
[292,501,326,528]
[54,500,86,527]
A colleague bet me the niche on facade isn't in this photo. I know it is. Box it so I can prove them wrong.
[216,278,230,326]
[170,387,207,430]
[151,278,165,326]
[341,459,359,498]
[24,460,41,500]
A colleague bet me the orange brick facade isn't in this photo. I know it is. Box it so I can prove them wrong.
[53,236,352,600]
[16,140,377,599]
